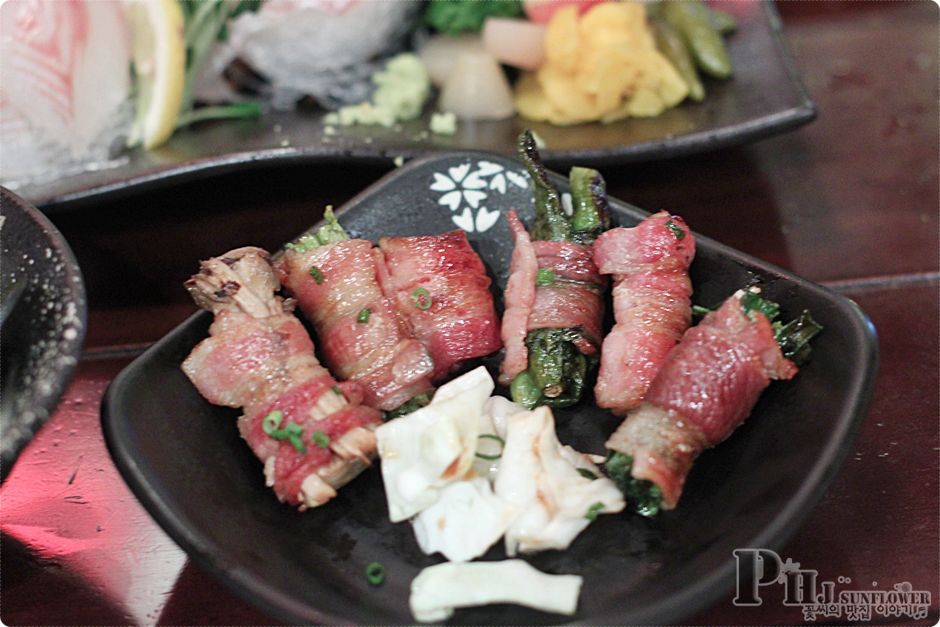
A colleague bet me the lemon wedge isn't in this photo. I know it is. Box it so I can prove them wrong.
[126,0,185,149]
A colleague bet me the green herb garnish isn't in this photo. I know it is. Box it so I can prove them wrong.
[357,308,371,323]
[584,501,606,522]
[262,410,284,435]
[366,562,385,586]
[262,411,307,453]
[309,266,324,285]
[411,287,432,310]
[738,290,823,366]
[475,434,505,461]
[424,0,522,35]
[535,268,556,287]
[331,385,343,396]
[312,430,331,448]
[691,304,713,317]
[577,467,598,480]
[665,218,686,240]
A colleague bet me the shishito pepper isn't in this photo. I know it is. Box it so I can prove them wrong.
[510,131,610,409]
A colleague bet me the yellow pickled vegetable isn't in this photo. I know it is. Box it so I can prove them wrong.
[515,1,688,125]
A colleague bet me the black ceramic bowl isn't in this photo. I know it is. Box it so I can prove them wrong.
[1,187,87,478]
[102,154,877,625]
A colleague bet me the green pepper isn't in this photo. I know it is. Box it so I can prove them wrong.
[518,130,571,243]
[510,327,596,409]
[651,17,706,103]
[569,166,612,244]
[662,0,733,80]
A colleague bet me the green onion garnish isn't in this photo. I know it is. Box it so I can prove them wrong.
[262,412,307,453]
[262,410,283,435]
[692,304,712,317]
[474,433,505,461]
[366,562,385,586]
[665,219,686,240]
[576,467,598,480]
[312,430,331,448]
[357,308,371,323]
[331,385,343,396]
[584,501,605,522]
[411,287,432,310]
[535,268,556,287]
[309,266,324,284]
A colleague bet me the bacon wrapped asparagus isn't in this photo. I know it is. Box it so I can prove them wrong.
[182,247,382,510]
[500,130,610,409]
[604,289,822,515]
[593,211,696,415]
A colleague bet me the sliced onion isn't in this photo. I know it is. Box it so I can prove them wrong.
[418,34,485,88]
[438,51,515,121]
[482,18,545,71]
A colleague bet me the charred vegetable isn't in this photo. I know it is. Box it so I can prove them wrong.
[510,131,609,409]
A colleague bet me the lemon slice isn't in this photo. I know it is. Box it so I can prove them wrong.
[126,0,185,149]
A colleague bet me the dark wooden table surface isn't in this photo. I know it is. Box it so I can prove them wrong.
[2,2,937,625]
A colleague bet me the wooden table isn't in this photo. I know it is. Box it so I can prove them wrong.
[2,2,937,624]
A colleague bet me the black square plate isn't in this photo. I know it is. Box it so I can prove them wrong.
[102,152,876,625]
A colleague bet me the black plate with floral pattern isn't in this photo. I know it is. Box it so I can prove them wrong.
[102,152,874,625]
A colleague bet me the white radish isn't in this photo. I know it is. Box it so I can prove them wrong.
[418,34,485,88]
[438,51,515,121]
[482,18,546,71]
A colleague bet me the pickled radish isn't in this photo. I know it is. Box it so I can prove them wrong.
[439,51,515,120]
[418,34,486,88]
[482,18,545,70]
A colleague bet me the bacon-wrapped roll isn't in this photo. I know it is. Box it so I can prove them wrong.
[182,247,382,510]
[500,131,610,409]
[593,211,696,415]
[276,217,435,412]
[378,230,501,381]
[604,290,821,514]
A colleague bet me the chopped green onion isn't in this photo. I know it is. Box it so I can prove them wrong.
[262,410,283,435]
[309,266,324,284]
[665,218,686,240]
[475,433,506,461]
[331,385,343,396]
[312,430,331,448]
[262,412,307,453]
[287,434,307,454]
[692,304,712,316]
[577,467,598,480]
[411,287,432,310]
[535,268,556,287]
[366,561,385,586]
[584,501,605,521]
[357,308,371,323]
